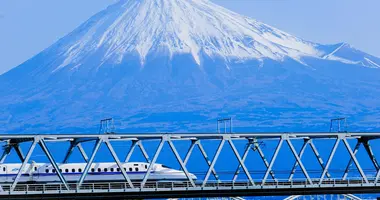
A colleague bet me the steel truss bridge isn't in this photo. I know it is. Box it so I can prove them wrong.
[0,132,380,199]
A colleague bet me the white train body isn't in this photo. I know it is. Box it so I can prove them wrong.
[0,162,197,183]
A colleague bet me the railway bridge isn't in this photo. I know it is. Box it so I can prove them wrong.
[0,132,379,199]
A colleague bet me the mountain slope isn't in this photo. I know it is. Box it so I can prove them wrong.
[1,0,380,133]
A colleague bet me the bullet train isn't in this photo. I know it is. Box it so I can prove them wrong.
[0,162,197,183]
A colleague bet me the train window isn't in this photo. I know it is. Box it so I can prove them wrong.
[72,169,75,173]
[129,168,132,172]
[34,167,37,171]
[59,169,62,172]
[98,168,101,172]
[45,169,49,173]
[65,169,69,173]
[124,168,127,171]
[135,168,139,172]
[145,165,147,169]
[104,168,108,172]
[110,168,114,172]
[78,168,82,173]
[91,168,95,172]
[52,169,56,173]
[117,168,120,172]
[3,167,5,172]
[134,164,138,166]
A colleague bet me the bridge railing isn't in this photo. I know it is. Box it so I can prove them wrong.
[0,177,374,195]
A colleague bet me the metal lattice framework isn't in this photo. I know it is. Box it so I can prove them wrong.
[0,132,380,198]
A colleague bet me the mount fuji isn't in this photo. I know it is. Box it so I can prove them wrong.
[1,0,380,133]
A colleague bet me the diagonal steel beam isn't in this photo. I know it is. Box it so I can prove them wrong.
[198,140,220,181]
[343,194,363,200]
[183,140,221,181]
[288,140,308,181]
[77,143,89,162]
[284,195,302,200]
[77,139,102,189]
[124,141,138,162]
[137,141,151,163]
[319,138,340,185]
[309,140,331,178]
[62,142,89,163]
[262,138,283,186]
[62,143,75,164]
[342,138,369,184]
[342,140,361,180]
[256,143,276,180]
[228,139,255,186]
[287,139,313,185]
[0,145,11,164]
[11,139,38,191]
[14,144,25,162]
[375,165,380,183]
[183,140,197,165]
[167,139,196,187]
[233,142,252,182]
[141,139,165,188]
[202,139,225,187]
[104,139,134,188]
[39,139,69,190]
[362,140,379,171]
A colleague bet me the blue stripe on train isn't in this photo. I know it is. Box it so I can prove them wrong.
[0,171,156,177]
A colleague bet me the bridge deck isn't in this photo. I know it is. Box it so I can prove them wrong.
[0,179,378,199]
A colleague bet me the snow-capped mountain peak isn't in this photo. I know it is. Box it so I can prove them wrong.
[54,0,324,72]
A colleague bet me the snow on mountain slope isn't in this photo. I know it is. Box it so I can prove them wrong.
[52,0,324,72]
[327,43,380,68]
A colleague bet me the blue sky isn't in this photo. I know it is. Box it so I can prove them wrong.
[0,0,379,74]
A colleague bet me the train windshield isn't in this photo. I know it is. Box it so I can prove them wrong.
[162,165,171,168]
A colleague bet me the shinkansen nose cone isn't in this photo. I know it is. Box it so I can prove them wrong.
[190,173,197,180]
